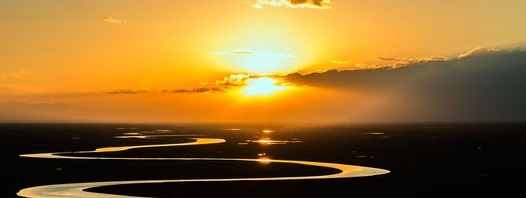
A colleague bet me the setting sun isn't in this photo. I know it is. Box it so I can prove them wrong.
[242,77,288,96]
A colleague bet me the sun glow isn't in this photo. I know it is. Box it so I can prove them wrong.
[210,48,300,75]
[242,77,287,96]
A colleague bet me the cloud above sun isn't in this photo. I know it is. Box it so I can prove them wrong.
[104,16,128,25]
[210,49,297,59]
[250,0,331,9]
[210,48,299,74]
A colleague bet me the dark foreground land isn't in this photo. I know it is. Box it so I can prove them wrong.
[2,122,526,197]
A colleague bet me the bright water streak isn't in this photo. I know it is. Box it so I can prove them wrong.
[18,137,389,198]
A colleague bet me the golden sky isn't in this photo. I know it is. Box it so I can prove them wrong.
[1,0,526,123]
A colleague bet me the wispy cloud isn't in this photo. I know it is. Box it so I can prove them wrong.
[105,74,248,95]
[0,101,72,109]
[105,89,148,94]
[163,87,223,93]
[210,48,297,59]
[251,0,331,9]
[104,16,128,25]
[0,71,27,80]
[331,60,349,65]
[105,88,222,94]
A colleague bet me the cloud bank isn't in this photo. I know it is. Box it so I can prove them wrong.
[100,47,526,123]
[105,74,271,94]
[251,0,331,9]
[285,48,526,122]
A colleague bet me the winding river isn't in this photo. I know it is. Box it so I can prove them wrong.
[18,137,390,197]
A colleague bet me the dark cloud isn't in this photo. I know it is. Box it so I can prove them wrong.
[290,0,329,7]
[284,48,526,122]
[377,56,447,65]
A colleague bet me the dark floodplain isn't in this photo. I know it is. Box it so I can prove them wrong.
[2,122,525,197]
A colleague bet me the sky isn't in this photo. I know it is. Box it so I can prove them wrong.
[1,0,526,123]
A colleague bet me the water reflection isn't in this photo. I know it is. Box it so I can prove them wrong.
[262,129,274,133]
[257,154,272,164]
[114,134,203,139]
[249,138,303,145]
[18,130,389,198]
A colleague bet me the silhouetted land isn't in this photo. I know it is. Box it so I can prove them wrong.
[2,122,525,197]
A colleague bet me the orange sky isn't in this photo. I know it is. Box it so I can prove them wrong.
[1,0,526,123]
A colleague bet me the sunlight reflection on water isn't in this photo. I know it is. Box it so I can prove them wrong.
[18,131,389,198]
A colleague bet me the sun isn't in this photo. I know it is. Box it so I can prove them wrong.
[242,77,288,96]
